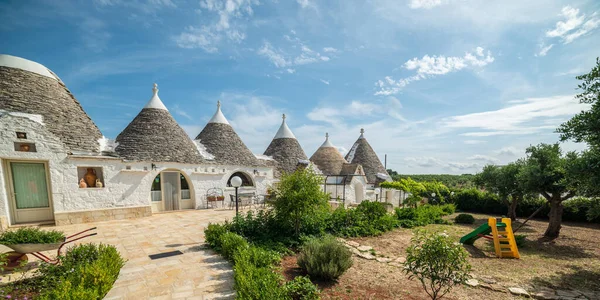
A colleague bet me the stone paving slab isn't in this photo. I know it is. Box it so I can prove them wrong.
[8,209,239,300]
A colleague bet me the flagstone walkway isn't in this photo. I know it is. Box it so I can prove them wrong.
[49,209,238,299]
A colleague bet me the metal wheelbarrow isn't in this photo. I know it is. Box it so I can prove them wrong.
[2,227,97,270]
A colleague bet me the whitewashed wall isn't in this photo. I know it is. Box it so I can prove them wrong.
[0,114,277,226]
[0,113,67,226]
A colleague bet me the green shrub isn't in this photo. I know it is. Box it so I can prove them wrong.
[38,243,125,300]
[355,201,388,220]
[514,235,527,248]
[273,168,330,237]
[205,223,229,250]
[405,231,471,300]
[396,207,416,220]
[440,204,456,215]
[220,232,249,261]
[234,257,289,300]
[0,227,65,244]
[398,219,417,228]
[234,245,281,268]
[297,236,353,281]
[284,276,321,300]
[454,214,475,224]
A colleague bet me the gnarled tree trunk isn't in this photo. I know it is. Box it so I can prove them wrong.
[507,199,518,221]
[544,197,563,239]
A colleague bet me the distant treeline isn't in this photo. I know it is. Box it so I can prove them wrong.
[386,170,475,188]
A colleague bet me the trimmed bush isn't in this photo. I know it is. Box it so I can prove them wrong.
[235,245,281,268]
[297,236,353,281]
[234,256,289,300]
[205,223,229,250]
[440,204,456,215]
[221,232,249,261]
[454,214,475,224]
[284,276,321,300]
[37,243,125,300]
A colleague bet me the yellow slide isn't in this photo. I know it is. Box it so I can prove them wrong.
[489,218,520,259]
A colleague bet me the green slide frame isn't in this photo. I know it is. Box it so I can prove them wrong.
[460,222,506,245]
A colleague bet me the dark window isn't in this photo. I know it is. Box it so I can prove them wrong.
[151,175,161,191]
[180,174,189,190]
[227,172,254,187]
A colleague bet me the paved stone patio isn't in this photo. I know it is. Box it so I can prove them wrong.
[8,209,240,299]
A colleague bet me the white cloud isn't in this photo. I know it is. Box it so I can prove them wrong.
[408,0,445,9]
[286,68,296,74]
[297,0,317,10]
[444,95,589,136]
[323,47,338,53]
[545,6,600,44]
[258,41,331,68]
[404,156,482,172]
[467,154,499,164]
[258,42,290,67]
[320,79,330,85]
[495,146,522,157]
[375,47,494,95]
[171,104,193,120]
[174,0,258,52]
[307,101,378,124]
[464,140,487,145]
[537,43,554,56]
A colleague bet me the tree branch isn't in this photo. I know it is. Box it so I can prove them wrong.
[541,191,552,200]
[562,190,577,201]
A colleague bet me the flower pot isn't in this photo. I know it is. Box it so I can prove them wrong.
[84,168,97,187]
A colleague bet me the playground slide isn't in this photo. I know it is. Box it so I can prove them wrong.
[459,222,507,245]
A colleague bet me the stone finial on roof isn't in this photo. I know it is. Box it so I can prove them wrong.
[360,128,365,138]
[320,132,334,148]
[208,100,230,124]
[144,83,168,110]
[273,113,296,139]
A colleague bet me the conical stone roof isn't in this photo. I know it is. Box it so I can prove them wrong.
[345,128,389,184]
[264,114,308,176]
[310,133,347,175]
[0,54,102,152]
[195,101,259,166]
[115,84,202,163]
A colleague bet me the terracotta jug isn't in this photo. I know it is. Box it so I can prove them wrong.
[84,168,97,187]
[95,179,103,188]
[79,178,87,188]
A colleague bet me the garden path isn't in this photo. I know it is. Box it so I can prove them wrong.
[49,209,237,299]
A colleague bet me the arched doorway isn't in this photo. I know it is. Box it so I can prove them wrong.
[354,182,364,204]
[227,172,254,187]
[150,171,193,212]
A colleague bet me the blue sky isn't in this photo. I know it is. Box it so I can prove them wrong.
[2,0,599,174]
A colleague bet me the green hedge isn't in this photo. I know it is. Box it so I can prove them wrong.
[204,224,321,300]
[452,188,600,223]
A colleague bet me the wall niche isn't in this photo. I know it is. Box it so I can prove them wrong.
[77,167,105,188]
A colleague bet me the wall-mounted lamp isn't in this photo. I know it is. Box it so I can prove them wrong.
[151,163,157,170]
[253,169,258,175]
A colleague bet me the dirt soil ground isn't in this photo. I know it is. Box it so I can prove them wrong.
[280,213,600,300]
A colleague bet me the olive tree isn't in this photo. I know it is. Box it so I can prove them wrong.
[557,57,600,196]
[475,161,527,221]
[519,143,581,239]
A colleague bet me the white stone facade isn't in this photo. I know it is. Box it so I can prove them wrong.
[0,114,275,228]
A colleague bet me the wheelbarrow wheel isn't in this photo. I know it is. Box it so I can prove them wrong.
[2,251,28,271]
